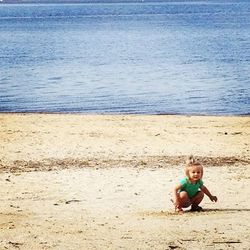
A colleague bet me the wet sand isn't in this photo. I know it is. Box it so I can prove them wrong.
[0,113,249,249]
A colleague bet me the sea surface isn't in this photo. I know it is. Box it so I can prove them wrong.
[0,1,249,115]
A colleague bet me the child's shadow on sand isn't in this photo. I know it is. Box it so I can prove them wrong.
[201,208,250,213]
[143,208,250,217]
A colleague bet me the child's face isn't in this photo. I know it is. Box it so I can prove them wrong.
[188,165,202,182]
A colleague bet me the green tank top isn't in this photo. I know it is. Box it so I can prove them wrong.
[179,177,203,198]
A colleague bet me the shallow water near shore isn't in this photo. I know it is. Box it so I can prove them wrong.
[0,1,250,114]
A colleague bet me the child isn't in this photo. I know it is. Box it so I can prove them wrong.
[173,155,217,212]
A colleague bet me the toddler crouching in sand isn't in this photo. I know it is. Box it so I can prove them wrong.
[173,155,217,212]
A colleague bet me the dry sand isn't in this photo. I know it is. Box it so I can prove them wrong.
[0,113,250,249]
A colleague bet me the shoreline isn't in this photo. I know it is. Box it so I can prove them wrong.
[1,111,250,116]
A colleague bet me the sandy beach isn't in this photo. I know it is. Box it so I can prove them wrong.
[0,113,250,249]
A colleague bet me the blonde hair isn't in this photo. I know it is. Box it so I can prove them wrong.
[185,155,203,179]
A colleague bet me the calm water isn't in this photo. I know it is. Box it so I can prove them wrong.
[0,1,249,114]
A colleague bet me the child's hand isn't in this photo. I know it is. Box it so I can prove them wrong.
[175,203,183,213]
[172,198,182,213]
[174,200,183,213]
[210,195,217,202]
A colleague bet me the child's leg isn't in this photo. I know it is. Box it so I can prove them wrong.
[177,191,191,209]
[190,191,204,211]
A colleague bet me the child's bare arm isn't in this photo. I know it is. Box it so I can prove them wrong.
[201,185,217,202]
[173,183,183,207]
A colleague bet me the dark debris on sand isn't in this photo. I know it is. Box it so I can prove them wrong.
[0,156,249,174]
